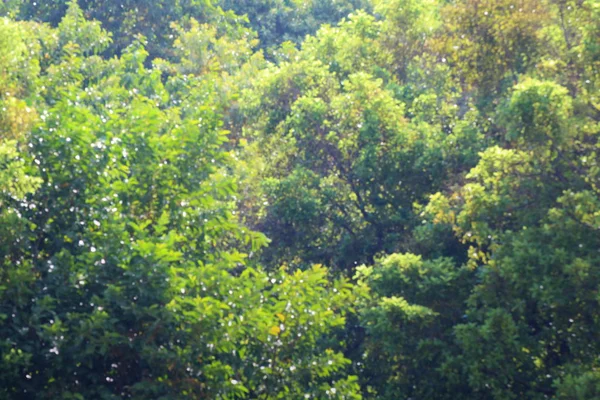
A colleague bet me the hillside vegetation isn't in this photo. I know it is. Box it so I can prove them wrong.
[0,0,599,398]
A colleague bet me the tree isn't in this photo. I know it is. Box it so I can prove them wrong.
[0,9,361,399]
[425,78,599,399]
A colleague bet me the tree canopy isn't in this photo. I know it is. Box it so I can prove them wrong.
[1,0,599,398]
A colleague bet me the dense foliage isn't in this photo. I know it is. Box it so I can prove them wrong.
[0,0,598,399]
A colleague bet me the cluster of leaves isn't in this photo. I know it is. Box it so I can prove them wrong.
[4,0,243,60]
[235,0,600,398]
[1,0,599,399]
[238,8,482,272]
[5,0,370,60]
[0,4,361,399]
[219,0,371,53]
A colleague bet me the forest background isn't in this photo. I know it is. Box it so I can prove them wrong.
[0,0,599,398]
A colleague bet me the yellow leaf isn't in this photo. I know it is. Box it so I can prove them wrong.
[275,313,285,322]
[269,326,281,336]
